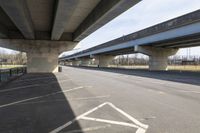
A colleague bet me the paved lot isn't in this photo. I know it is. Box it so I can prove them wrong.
[0,66,200,133]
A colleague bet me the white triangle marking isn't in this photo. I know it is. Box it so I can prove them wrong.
[50,102,149,133]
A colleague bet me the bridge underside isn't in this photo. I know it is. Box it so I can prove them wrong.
[0,0,140,73]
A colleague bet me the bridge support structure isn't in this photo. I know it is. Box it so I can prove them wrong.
[0,39,76,73]
[93,55,115,67]
[72,60,81,66]
[80,57,91,66]
[135,46,178,71]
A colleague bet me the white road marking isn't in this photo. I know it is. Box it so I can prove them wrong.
[15,95,110,105]
[70,95,110,101]
[0,79,71,93]
[14,99,67,105]
[178,90,200,94]
[50,102,148,133]
[66,125,111,133]
[81,116,139,128]
[136,128,146,133]
[0,86,83,109]
[139,116,156,121]
[158,91,165,94]
[50,102,109,133]
[15,77,56,82]
[57,79,72,83]
[107,102,148,129]
[0,84,39,93]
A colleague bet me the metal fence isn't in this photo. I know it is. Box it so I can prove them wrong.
[0,67,27,82]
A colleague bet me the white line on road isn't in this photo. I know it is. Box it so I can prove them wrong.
[178,90,200,94]
[14,77,56,82]
[65,125,111,133]
[50,102,109,133]
[0,84,40,93]
[81,116,139,128]
[15,95,110,105]
[0,86,83,109]
[50,102,148,133]
[107,102,148,129]
[136,128,147,133]
[70,95,110,101]
[0,79,71,93]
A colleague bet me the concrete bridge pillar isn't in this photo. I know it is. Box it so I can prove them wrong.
[135,46,178,71]
[80,58,90,66]
[0,39,76,73]
[27,52,59,73]
[72,60,81,66]
[94,55,115,67]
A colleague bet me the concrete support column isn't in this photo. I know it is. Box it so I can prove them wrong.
[135,46,178,71]
[27,52,59,73]
[80,58,90,66]
[72,60,80,66]
[0,39,77,73]
[149,53,169,71]
[94,55,115,67]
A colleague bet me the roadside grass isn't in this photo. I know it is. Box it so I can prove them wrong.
[168,65,200,71]
[0,65,25,69]
[110,65,148,69]
[110,65,200,71]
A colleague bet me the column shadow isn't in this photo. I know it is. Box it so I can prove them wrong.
[0,73,82,133]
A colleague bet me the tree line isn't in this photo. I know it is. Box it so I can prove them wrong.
[0,50,27,65]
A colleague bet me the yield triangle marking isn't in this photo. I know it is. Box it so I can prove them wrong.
[80,116,139,129]
[50,102,149,133]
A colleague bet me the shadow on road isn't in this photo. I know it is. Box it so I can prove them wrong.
[68,66,200,86]
[0,73,81,133]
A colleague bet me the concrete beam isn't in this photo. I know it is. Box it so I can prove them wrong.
[0,0,35,39]
[51,0,79,40]
[73,0,140,41]
[0,39,77,53]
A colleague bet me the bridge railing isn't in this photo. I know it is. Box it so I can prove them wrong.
[0,67,27,82]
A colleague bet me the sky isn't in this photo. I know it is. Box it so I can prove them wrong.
[1,0,200,57]
[62,0,200,57]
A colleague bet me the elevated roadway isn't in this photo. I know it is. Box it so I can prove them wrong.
[61,10,200,70]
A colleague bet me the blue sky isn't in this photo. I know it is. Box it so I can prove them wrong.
[62,0,200,56]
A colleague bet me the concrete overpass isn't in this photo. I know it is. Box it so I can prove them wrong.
[60,10,200,71]
[0,0,140,73]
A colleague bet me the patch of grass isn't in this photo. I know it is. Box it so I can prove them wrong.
[168,65,200,71]
[0,65,25,69]
[110,65,148,69]
[110,65,200,71]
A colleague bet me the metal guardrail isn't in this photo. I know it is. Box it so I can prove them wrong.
[0,67,27,82]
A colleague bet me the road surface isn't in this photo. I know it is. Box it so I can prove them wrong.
[0,66,200,133]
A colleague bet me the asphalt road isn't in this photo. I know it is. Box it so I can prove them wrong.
[0,66,200,133]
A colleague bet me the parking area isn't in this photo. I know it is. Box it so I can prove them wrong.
[0,66,200,133]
